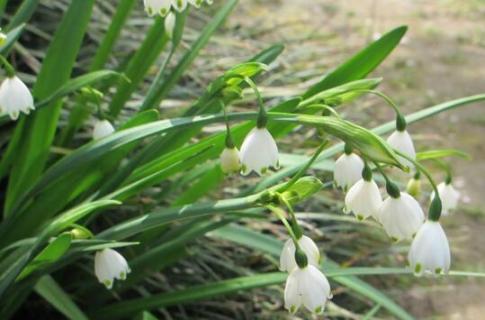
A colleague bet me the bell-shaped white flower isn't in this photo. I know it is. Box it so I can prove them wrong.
[280,236,320,272]
[0,75,34,120]
[94,249,131,289]
[164,11,176,38]
[285,265,332,314]
[144,0,172,17]
[240,127,278,175]
[344,179,382,221]
[92,119,115,140]
[172,0,187,12]
[408,220,451,276]
[334,152,364,191]
[387,129,416,168]
[220,147,240,174]
[431,182,460,216]
[379,190,425,241]
[188,0,203,7]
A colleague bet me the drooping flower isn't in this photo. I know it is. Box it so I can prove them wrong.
[431,182,460,215]
[344,171,382,221]
[164,11,176,38]
[334,151,364,191]
[94,249,131,289]
[240,127,278,175]
[408,220,451,276]
[219,147,241,174]
[378,183,425,241]
[92,119,115,140]
[280,236,320,272]
[144,0,172,17]
[172,0,188,12]
[406,174,422,198]
[387,129,416,169]
[284,265,332,314]
[0,75,34,120]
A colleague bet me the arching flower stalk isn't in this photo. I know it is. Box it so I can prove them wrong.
[92,119,115,140]
[408,197,451,276]
[94,249,131,289]
[378,180,424,241]
[334,144,364,191]
[344,163,382,220]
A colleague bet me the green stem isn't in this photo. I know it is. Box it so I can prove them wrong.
[0,55,15,77]
[266,205,298,244]
[243,76,267,128]
[355,89,407,130]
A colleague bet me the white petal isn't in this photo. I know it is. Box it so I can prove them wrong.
[284,270,302,313]
[334,153,364,190]
[345,179,382,220]
[431,182,460,215]
[94,249,130,289]
[240,127,279,175]
[172,0,187,11]
[0,76,34,121]
[279,236,320,272]
[408,220,451,276]
[378,192,424,241]
[92,120,115,140]
[144,0,172,17]
[387,130,416,168]
[188,0,202,7]
[164,11,176,38]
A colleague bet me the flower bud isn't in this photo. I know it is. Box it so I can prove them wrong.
[280,177,323,206]
[164,11,176,39]
[219,147,240,174]
[406,177,422,198]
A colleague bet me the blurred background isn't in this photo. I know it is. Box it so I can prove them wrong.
[10,0,485,319]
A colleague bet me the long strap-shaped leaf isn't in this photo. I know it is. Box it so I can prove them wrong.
[4,0,95,216]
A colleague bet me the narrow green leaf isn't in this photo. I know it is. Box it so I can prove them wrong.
[6,0,39,30]
[0,24,24,55]
[34,275,89,320]
[416,149,471,161]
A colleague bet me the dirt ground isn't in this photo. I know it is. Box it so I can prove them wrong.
[221,0,485,318]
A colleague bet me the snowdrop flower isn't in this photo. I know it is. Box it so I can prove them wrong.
[408,220,450,276]
[0,75,34,120]
[164,11,176,38]
[406,172,422,198]
[387,130,416,169]
[94,249,131,289]
[144,0,172,17]
[378,182,425,241]
[344,165,382,220]
[240,127,278,175]
[219,147,240,174]
[285,265,332,314]
[431,181,460,215]
[334,146,364,191]
[92,119,115,140]
[172,0,188,12]
[280,236,320,272]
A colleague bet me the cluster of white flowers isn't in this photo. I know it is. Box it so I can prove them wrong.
[0,75,34,120]
[144,0,213,17]
[219,126,279,176]
[334,127,458,276]
[279,236,332,314]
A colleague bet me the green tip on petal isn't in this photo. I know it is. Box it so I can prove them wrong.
[435,267,442,275]
[357,214,364,221]
[103,280,112,289]
[289,305,297,314]
[160,8,167,16]
[120,272,126,280]
[314,306,323,314]
[391,236,399,242]
[260,167,268,174]
[414,263,422,274]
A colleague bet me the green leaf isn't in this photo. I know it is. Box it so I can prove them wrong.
[303,26,407,99]
[34,275,89,320]
[0,24,24,55]
[6,0,39,30]
[5,0,95,216]
[416,149,471,161]
[18,233,72,280]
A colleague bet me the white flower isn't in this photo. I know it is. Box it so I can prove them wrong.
[378,192,425,241]
[0,76,34,120]
[387,130,416,169]
[172,0,187,12]
[92,119,115,140]
[280,236,320,272]
[408,220,451,276]
[188,0,203,7]
[431,182,460,215]
[240,127,278,175]
[334,153,364,190]
[220,147,240,174]
[144,0,172,17]
[164,11,176,38]
[344,179,382,220]
[94,249,131,289]
[284,265,332,314]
